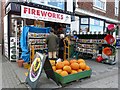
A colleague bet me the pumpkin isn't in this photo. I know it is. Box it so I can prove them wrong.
[85,65,90,70]
[63,60,70,66]
[55,69,62,74]
[63,66,72,73]
[70,63,79,70]
[77,69,83,72]
[79,62,86,70]
[56,62,64,69]
[71,70,78,74]
[77,59,85,64]
[70,59,77,64]
[60,71,68,76]
[50,60,55,66]
[52,66,56,71]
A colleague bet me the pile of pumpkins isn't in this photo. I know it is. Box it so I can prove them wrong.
[51,59,91,77]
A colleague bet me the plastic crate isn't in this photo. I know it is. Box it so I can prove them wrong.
[54,69,92,85]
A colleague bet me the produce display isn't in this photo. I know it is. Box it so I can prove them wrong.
[50,59,91,77]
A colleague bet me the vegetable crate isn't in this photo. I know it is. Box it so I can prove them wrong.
[54,69,92,86]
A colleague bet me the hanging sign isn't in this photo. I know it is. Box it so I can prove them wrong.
[21,5,71,24]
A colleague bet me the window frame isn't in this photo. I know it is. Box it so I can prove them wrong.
[93,0,106,11]
[79,17,105,34]
[115,0,119,16]
[79,18,89,34]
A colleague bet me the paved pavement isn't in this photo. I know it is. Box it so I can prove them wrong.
[1,51,28,88]
[2,58,27,88]
[1,46,119,89]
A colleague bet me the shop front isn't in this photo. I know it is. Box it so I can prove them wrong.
[4,2,71,61]
[70,15,118,65]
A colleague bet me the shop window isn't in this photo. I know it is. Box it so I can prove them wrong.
[81,18,89,24]
[80,18,89,34]
[28,0,65,10]
[80,25,89,33]
[90,18,104,34]
[93,0,106,11]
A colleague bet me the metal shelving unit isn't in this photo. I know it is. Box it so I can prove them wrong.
[28,32,49,62]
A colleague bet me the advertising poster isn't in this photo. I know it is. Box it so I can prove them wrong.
[26,52,47,88]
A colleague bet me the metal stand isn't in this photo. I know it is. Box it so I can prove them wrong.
[63,37,70,60]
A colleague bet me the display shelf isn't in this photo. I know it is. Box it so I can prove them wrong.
[30,43,46,45]
[74,34,107,59]
[29,37,46,39]
[28,32,49,60]
[76,42,107,45]
[34,48,47,50]
[75,51,96,54]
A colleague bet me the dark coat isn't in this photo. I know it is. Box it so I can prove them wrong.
[46,33,59,52]
[59,38,64,50]
[58,38,64,59]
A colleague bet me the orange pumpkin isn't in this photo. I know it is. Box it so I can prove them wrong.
[77,69,83,72]
[63,66,72,73]
[60,71,68,76]
[55,69,62,74]
[70,63,79,70]
[77,59,85,64]
[70,59,77,64]
[79,62,86,70]
[50,60,55,66]
[71,70,78,74]
[85,65,90,70]
[52,66,56,71]
[56,62,64,69]
[63,60,70,66]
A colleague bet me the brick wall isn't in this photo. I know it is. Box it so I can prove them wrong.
[77,1,118,20]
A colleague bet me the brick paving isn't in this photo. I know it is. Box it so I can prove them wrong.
[2,56,27,89]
